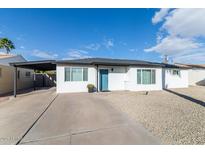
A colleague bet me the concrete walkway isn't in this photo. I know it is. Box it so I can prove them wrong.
[0,90,160,145]
[0,88,57,144]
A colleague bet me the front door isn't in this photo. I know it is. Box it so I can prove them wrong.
[100,69,108,91]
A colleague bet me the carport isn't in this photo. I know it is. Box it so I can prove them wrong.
[10,60,56,97]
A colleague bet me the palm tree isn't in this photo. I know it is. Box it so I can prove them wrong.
[0,38,15,54]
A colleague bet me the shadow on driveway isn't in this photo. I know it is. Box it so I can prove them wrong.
[164,89,205,107]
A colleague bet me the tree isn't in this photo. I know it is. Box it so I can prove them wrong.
[0,38,15,54]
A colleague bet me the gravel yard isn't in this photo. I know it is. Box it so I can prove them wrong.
[98,86,205,144]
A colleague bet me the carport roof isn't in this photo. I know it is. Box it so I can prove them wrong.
[10,60,56,71]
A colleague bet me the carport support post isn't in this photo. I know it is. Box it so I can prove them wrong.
[33,70,36,91]
[96,65,99,92]
[13,66,17,97]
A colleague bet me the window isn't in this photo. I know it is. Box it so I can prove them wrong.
[65,68,70,81]
[25,71,31,77]
[172,69,180,76]
[71,68,82,81]
[142,70,152,84]
[151,70,156,84]
[17,70,20,79]
[0,68,2,78]
[137,69,156,85]
[137,70,141,84]
[83,68,88,81]
[65,67,88,82]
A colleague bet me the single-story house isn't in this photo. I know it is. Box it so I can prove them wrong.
[0,53,34,95]
[175,63,205,86]
[10,58,189,95]
[55,58,189,93]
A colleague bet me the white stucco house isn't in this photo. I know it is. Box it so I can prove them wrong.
[0,53,34,95]
[55,58,189,93]
[10,58,189,95]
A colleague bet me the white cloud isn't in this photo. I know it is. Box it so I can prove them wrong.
[173,49,205,63]
[120,41,127,46]
[145,36,202,55]
[66,49,91,59]
[16,35,25,41]
[103,38,114,49]
[129,48,138,52]
[85,43,101,51]
[152,8,170,24]
[32,49,58,59]
[146,8,205,63]
[20,46,25,49]
[163,9,205,38]
[84,37,117,51]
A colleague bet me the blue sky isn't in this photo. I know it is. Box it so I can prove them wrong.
[0,9,205,63]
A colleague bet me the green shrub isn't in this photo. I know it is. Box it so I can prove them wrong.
[87,84,95,93]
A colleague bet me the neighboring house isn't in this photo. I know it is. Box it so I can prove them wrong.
[0,53,34,95]
[175,63,205,86]
[55,58,189,93]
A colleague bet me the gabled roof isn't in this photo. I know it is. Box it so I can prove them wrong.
[0,53,26,66]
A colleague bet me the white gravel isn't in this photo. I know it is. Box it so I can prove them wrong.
[98,86,205,144]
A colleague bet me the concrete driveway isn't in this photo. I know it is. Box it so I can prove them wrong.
[0,89,160,145]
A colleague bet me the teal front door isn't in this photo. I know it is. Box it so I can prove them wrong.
[100,69,108,91]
